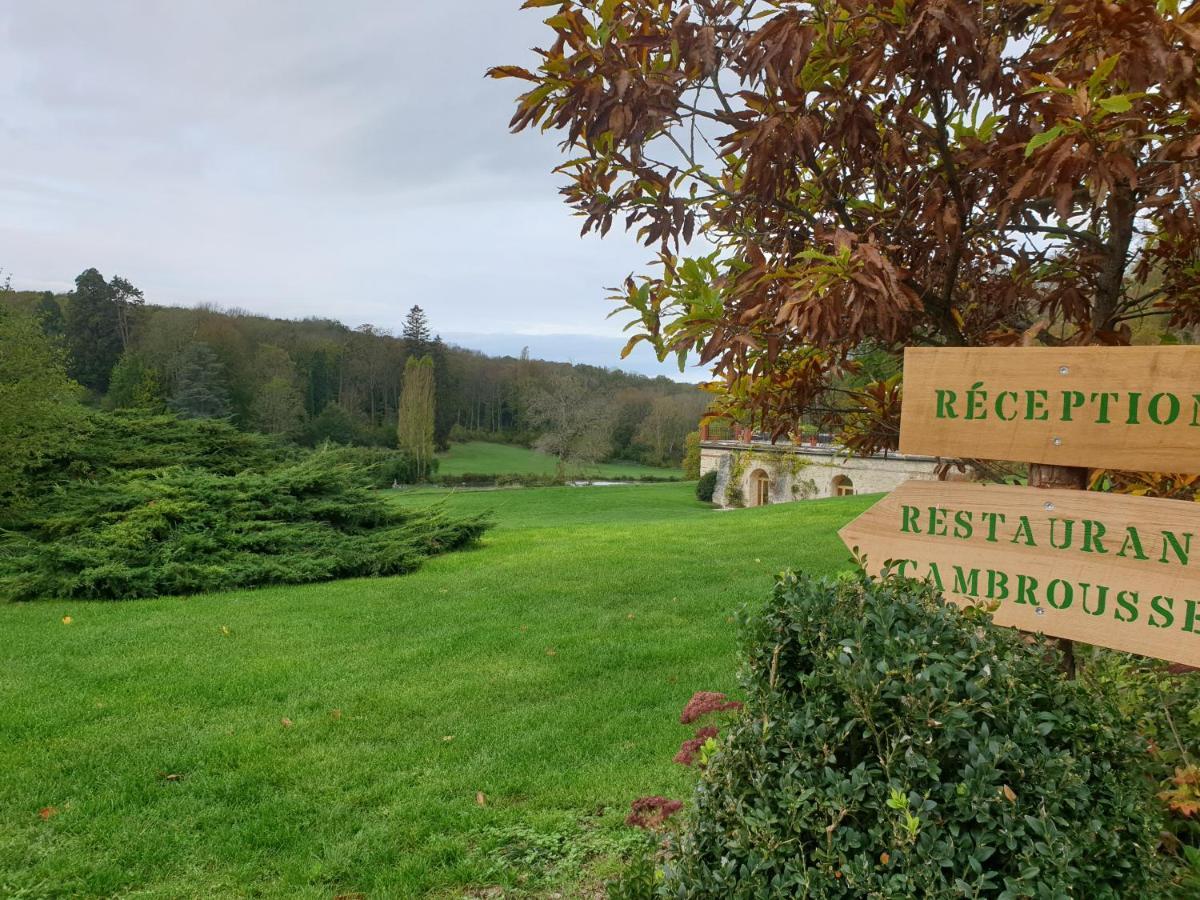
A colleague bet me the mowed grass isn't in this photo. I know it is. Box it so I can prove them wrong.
[435,441,678,480]
[0,483,873,898]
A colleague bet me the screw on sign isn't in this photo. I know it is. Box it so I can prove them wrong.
[840,481,1200,668]
[844,345,1200,670]
[899,346,1200,474]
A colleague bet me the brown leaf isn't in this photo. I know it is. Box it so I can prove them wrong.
[281,717,293,728]
[476,791,487,807]
[485,65,538,81]
[1001,785,1017,802]
[38,807,57,820]
[330,709,343,721]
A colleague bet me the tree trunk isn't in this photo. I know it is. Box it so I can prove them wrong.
[1028,462,1088,678]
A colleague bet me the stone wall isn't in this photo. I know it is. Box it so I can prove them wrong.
[700,442,941,509]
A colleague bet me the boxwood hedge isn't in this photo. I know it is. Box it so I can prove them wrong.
[647,573,1164,898]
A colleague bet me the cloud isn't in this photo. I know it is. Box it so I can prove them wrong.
[0,1,699,378]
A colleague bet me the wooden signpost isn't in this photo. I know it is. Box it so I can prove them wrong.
[899,346,1200,474]
[840,481,1200,667]
[841,345,1200,668]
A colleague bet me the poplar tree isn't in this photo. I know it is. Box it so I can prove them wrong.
[398,354,436,479]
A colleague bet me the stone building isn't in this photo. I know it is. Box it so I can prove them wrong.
[700,427,942,508]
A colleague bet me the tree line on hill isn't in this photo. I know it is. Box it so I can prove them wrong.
[1,268,707,472]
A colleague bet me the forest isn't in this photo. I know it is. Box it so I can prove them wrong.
[1,267,708,470]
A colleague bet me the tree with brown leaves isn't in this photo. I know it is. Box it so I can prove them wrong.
[490,0,1200,454]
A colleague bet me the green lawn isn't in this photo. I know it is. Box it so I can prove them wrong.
[0,484,873,898]
[436,441,679,480]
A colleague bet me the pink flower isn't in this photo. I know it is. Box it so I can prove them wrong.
[626,795,683,829]
[680,691,743,724]
[673,726,719,766]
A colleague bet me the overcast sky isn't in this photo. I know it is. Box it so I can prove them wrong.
[0,2,704,380]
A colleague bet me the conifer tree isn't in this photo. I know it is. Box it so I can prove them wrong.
[64,268,122,392]
[401,305,432,353]
[109,276,145,351]
[168,342,232,419]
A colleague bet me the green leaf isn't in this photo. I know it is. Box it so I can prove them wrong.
[1024,124,1065,157]
[1088,53,1121,94]
[1096,95,1133,114]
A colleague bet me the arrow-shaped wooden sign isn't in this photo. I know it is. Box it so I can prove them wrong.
[839,480,1200,666]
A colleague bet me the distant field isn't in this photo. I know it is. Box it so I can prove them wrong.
[0,484,871,897]
[436,440,680,480]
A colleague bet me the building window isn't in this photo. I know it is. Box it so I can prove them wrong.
[832,475,854,497]
[751,469,771,507]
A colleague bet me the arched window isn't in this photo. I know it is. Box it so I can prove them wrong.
[832,474,854,497]
[750,469,771,507]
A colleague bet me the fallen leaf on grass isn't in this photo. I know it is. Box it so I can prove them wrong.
[38,807,57,820]
[281,718,293,728]
[1001,785,1017,802]
[61,616,72,625]
[157,772,184,782]
[545,648,557,656]
[626,613,635,620]
[442,735,454,742]
[219,625,231,637]
[476,791,487,807]
[330,709,342,721]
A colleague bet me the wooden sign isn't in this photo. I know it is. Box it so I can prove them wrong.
[899,346,1200,474]
[839,480,1200,666]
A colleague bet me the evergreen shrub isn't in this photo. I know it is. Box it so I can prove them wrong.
[1,411,486,601]
[695,470,718,502]
[319,445,433,486]
[630,573,1163,898]
[0,455,486,601]
[16,410,294,489]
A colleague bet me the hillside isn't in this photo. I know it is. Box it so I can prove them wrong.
[1,278,706,468]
